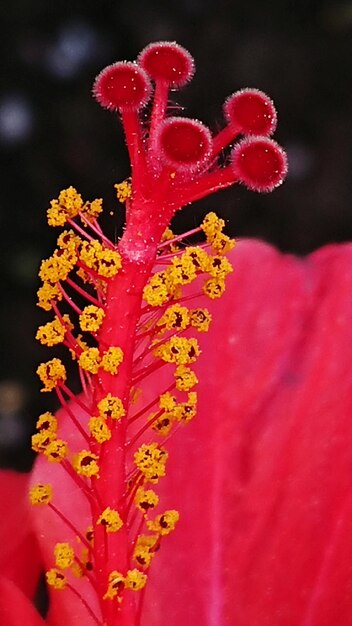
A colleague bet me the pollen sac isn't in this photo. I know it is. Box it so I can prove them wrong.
[231,136,288,192]
[224,88,277,136]
[157,117,212,172]
[93,61,152,112]
[138,41,195,87]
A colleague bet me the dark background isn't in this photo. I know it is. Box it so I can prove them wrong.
[1,0,351,468]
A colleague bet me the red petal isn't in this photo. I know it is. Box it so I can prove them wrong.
[0,471,41,597]
[142,241,352,626]
[0,577,46,626]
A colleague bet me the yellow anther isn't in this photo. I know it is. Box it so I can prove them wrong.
[183,246,212,273]
[167,253,197,285]
[203,277,226,299]
[134,443,168,483]
[147,510,180,536]
[101,346,124,374]
[97,393,125,420]
[189,307,212,332]
[115,180,132,203]
[134,487,159,513]
[174,365,198,391]
[46,568,67,589]
[125,569,147,591]
[54,543,75,569]
[47,187,83,227]
[156,303,190,332]
[79,305,105,333]
[143,271,171,307]
[39,248,77,284]
[175,392,197,423]
[56,229,82,250]
[31,430,56,453]
[88,416,111,443]
[78,347,101,374]
[37,282,62,311]
[36,314,73,346]
[103,571,125,600]
[29,483,53,505]
[82,198,103,219]
[201,211,225,241]
[133,535,158,568]
[208,256,233,279]
[97,507,123,533]
[44,439,68,463]
[211,232,235,255]
[36,411,58,433]
[73,450,99,477]
[154,336,200,365]
[80,240,121,278]
[37,358,67,392]
[151,414,173,436]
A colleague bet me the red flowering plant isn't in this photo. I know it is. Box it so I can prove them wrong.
[4,39,351,626]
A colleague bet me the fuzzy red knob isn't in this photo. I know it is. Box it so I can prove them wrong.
[156,117,212,172]
[224,89,277,136]
[231,136,288,192]
[138,41,195,87]
[93,61,152,112]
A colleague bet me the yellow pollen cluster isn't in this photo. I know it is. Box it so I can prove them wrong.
[115,179,132,203]
[47,187,84,227]
[156,303,190,332]
[208,255,233,279]
[79,305,105,333]
[46,568,67,589]
[78,347,101,374]
[125,568,147,591]
[36,314,73,346]
[39,248,77,284]
[168,253,197,285]
[37,282,62,311]
[101,346,124,374]
[37,358,67,392]
[54,542,75,569]
[36,411,58,433]
[147,510,180,536]
[143,271,171,306]
[44,439,69,463]
[83,198,103,220]
[73,450,99,477]
[133,534,158,568]
[134,487,159,513]
[97,507,123,532]
[88,416,111,443]
[31,429,56,454]
[134,443,168,483]
[203,277,226,299]
[154,336,200,365]
[174,365,198,391]
[189,308,212,332]
[29,483,53,505]
[201,211,235,255]
[56,229,81,250]
[80,240,122,278]
[97,393,125,420]
[156,391,197,429]
[104,570,125,599]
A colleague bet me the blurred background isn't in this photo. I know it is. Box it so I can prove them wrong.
[0,0,351,469]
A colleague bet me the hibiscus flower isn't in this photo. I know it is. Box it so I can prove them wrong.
[3,40,350,626]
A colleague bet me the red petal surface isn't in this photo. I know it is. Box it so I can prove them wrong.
[0,577,46,626]
[0,471,41,597]
[143,240,352,626]
[29,240,352,626]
